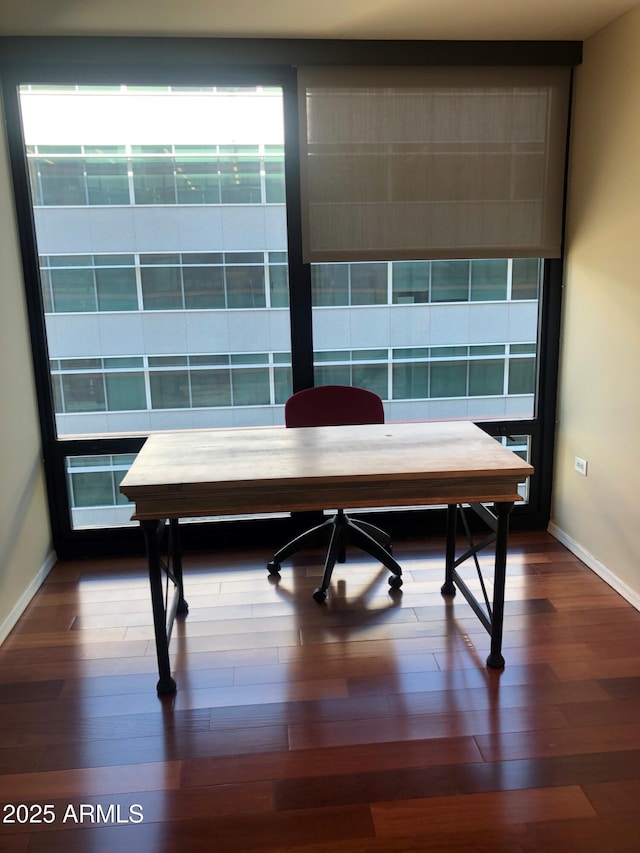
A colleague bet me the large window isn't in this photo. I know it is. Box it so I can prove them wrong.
[3,41,575,549]
[18,83,292,529]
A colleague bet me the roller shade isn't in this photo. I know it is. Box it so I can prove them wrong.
[298,66,571,263]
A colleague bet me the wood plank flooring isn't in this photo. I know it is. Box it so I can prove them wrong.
[1,530,639,851]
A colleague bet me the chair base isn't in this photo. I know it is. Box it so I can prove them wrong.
[267,509,403,601]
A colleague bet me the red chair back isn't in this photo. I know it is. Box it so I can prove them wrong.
[284,385,384,428]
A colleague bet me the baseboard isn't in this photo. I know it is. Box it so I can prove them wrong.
[0,550,57,645]
[548,522,640,612]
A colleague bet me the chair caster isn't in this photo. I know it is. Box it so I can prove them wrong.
[267,561,281,576]
[388,575,403,589]
[312,587,327,603]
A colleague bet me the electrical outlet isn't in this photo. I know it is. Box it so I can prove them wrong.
[574,456,588,476]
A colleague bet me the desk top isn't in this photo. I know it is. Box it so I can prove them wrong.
[120,420,533,520]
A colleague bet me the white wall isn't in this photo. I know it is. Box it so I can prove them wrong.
[0,92,55,642]
[552,4,640,607]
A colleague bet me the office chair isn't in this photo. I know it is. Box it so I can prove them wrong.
[267,384,403,602]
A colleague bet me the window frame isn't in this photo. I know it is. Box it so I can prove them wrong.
[0,36,578,556]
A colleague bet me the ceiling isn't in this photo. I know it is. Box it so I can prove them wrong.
[0,0,637,41]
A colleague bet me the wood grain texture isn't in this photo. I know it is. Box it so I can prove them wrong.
[119,421,532,518]
[1,531,640,851]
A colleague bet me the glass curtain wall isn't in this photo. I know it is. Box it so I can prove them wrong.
[7,48,573,546]
[19,84,291,529]
[308,258,540,502]
[311,257,541,423]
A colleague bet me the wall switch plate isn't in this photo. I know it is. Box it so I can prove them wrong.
[574,456,588,476]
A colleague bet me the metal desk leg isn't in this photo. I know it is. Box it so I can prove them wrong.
[141,519,177,696]
[170,518,189,616]
[486,501,513,670]
[441,503,457,595]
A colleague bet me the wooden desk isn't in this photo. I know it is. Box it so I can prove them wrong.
[120,420,533,694]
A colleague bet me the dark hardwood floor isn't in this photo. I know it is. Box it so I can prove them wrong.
[1,530,640,852]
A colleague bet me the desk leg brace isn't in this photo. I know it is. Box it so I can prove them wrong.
[441,501,513,670]
[141,518,188,696]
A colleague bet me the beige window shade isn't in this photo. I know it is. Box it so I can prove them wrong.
[298,66,571,263]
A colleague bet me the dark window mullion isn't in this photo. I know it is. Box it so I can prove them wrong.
[282,71,314,393]
[528,258,563,524]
